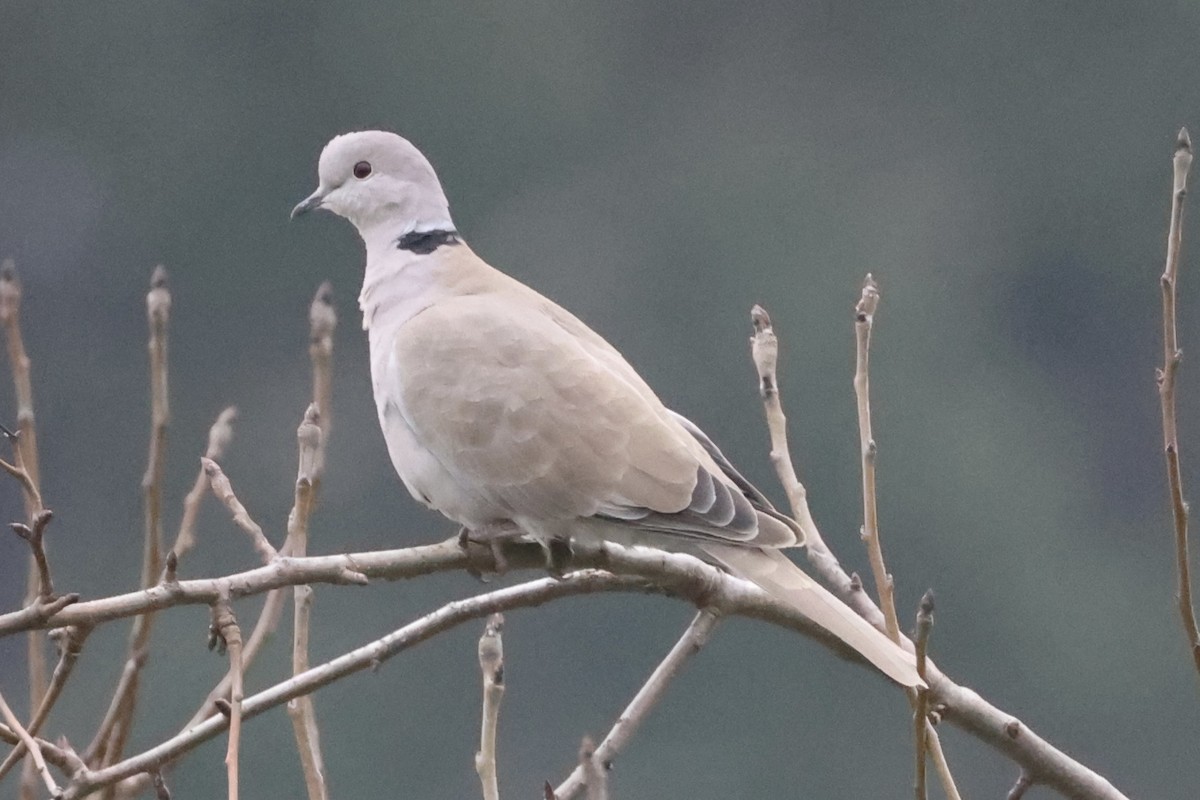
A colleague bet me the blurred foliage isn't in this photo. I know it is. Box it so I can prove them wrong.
[3,2,1200,797]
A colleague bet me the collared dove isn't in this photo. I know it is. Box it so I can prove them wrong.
[292,130,922,687]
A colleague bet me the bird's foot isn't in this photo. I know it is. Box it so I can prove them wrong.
[543,536,574,579]
[459,523,521,580]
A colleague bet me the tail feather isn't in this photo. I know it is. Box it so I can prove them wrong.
[703,545,924,688]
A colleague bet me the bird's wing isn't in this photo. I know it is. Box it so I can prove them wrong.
[390,292,784,544]
[703,544,923,687]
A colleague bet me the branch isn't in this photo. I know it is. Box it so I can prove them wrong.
[0,689,59,798]
[0,723,85,780]
[578,737,607,800]
[553,609,720,800]
[97,266,172,776]
[202,458,277,564]
[58,571,658,799]
[208,591,243,800]
[8,509,55,601]
[308,281,336,440]
[1156,128,1200,676]
[474,613,504,800]
[171,406,237,560]
[286,405,328,800]
[750,306,1123,799]
[0,624,89,781]
[852,275,902,642]
[0,258,47,800]
[850,279,961,798]
[913,591,934,800]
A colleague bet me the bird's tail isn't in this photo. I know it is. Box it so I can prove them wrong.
[702,544,924,688]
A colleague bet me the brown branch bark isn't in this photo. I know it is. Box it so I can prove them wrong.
[95,267,172,782]
[474,613,505,800]
[0,258,47,800]
[171,406,237,560]
[0,624,89,781]
[749,305,1122,799]
[553,609,719,800]
[286,405,328,800]
[1156,127,1200,676]
[209,591,244,800]
[0,535,1133,799]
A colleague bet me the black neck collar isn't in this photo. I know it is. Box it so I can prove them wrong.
[396,229,461,255]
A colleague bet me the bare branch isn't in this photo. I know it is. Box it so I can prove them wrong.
[913,591,934,800]
[308,281,336,440]
[202,458,278,564]
[286,405,329,800]
[1156,128,1200,676]
[554,609,719,800]
[852,275,900,642]
[749,305,820,544]
[9,509,55,600]
[855,280,961,799]
[97,267,172,778]
[0,624,89,781]
[1008,771,1033,800]
[171,406,238,560]
[0,529,1133,800]
[0,259,46,800]
[209,591,244,800]
[0,689,59,798]
[474,613,505,800]
[58,572,657,799]
[750,306,1115,799]
[0,723,85,779]
[151,771,171,800]
[578,737,607,800]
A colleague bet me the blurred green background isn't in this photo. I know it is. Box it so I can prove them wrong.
[2,2,1199,797]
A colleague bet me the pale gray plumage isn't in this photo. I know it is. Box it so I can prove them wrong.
[292,130,922,687]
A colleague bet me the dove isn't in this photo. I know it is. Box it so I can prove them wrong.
[291,130,922,687]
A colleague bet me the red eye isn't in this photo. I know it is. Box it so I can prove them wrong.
[353,161,372,179]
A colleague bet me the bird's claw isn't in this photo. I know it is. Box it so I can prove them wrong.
[545,537,573,579]
[460,524,516,581]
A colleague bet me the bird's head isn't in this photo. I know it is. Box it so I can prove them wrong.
[291,131,453,238]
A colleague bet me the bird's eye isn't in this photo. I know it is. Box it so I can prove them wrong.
[353,161,372,179]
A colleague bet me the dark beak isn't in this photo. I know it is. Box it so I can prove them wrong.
[291,191,325,219]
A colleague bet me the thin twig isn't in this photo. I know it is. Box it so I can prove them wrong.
[171,406,238,560]
[183,569,291,730]
[151,771,171,800]
[474,613,505,800]
[753,302,966,799]
[0,534,1134,799]
[853,276,900,642]
[1156,128,1200,676]
[287,404,328,800]
[749,305,820,544]
[0,624,90,781]
[98,266,172,779]
[84,649,148,765]
[209,590,244,800]
[1008,771,1033,800]
[9,509,55,600]
[0,689,59,798]
[554,609,720,800]
[202,458,278,564]
[0,723,84,779]
[578,737,607,800]
[58,572,656,800]
[309,281,336,441]
[0,258,46,800]
[913,591,934,800]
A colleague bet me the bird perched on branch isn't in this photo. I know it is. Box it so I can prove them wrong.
[292,130,921,687]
